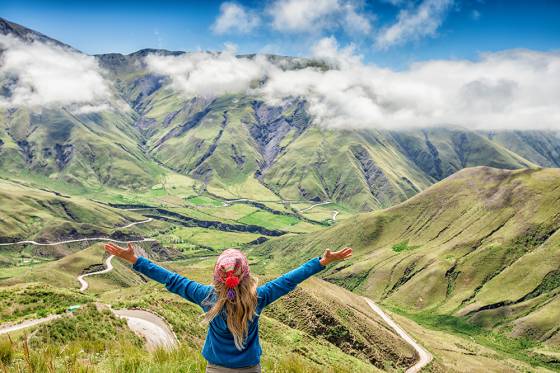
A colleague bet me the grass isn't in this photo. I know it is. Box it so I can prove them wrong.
[238,211,300,230]
[0,283,92,323]
[158,227,263,249]
[391,240,419,253]
[185,196,223,207]
[252,167,560,355]
[388,306,559,370]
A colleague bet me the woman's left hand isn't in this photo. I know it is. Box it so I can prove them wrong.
[320,247,352,266]
[104,243,138,264]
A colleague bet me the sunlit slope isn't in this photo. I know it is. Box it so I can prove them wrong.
[0,247,415,372]
[485,130,560,168]
[0,179,145,242]
[253,167,560,342]
[0,106,164,190]
[2,19,560,212]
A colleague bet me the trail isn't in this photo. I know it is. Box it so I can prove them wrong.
[364,298,432,373]
[0,237,156,247]
[298,201,332,212]
[0,218,155,247]
[332,210,339,221]
[119,218,153,229]
[77,258,178,350]
[0,315,62,336]
[0,307,177,351]
[77,255,115,292]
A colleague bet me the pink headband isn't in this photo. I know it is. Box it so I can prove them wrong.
[214,249,250,299]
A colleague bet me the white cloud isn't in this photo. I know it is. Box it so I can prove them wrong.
[375,0,453,49]
[0,35,117,112]
[269,0,339,32]
[268,0,372,35]
[144,46,272,97]
[343,3,373,34]
[212,2,260,34]
[146,38,560,131]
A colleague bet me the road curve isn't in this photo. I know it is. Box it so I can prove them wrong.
[0,315,62,336]
[364,297,432,373]
[332,210,339,221]
[298,201,332,212]
[0,237,156,247]
[112,309,178,351]
[0,308,177,352]
[118,218,153,229]
[78,255,115,292]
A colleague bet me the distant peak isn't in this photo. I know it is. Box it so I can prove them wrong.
[0,17,77,51]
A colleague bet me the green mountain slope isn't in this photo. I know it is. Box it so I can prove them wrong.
[2,18,560,212]
[252,167,560,349]
[0,179,143,243]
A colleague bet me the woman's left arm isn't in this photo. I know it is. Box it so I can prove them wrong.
[258,247,352,308]
[104,243,211,306]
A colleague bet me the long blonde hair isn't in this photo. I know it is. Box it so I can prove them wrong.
[203,264,259,350]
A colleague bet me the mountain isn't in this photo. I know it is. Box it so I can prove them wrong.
[252,167,560,351]
[0,17,74,49]
[1,18,559,212]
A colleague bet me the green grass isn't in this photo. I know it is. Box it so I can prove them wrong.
[158,227,263,249]
[252,167,560,351]
[0,283,92,323]
[238,211,300,230]
[185,196,223,207]
[388,306,558,370]
[391,240,417,253]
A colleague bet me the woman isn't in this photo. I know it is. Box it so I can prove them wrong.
[104,243,352,373]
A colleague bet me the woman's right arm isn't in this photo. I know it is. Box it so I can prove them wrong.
[104,243,211,306]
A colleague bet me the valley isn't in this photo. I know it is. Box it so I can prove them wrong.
[0,16,559,373]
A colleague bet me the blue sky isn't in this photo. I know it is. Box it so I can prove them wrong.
[2,0,559,68]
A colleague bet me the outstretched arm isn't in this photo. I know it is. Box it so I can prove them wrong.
[258,247,352,308]
[104,243,211,306]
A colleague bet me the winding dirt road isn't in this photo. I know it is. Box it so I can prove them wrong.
[332,210,339,221]
[298,201,332,212]
[0,315,62,336]
[77,255,115,292]
[0,218,155,247]
[0,217,177,351]
[76,254,178,350]
[364,297,432,373]
[0,307,177,351]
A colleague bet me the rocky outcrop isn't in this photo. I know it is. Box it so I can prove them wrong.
[249,100,310,172]
[350,144,396,207]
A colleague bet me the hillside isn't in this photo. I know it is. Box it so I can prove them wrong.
[252,167,560,365]
[1,18,559,212]
[0,178,147,242]
[0,247,421,372]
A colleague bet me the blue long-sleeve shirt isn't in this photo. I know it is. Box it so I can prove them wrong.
[132,256,325,368]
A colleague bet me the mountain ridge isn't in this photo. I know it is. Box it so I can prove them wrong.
[0,18,559,211]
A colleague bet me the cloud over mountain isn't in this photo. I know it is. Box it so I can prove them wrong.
[0,35,116,112]
[146,38,560,131]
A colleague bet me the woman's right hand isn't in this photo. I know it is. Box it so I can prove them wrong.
[104,243,138,264]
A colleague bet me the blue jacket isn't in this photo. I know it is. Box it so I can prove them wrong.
[132,256,325,368]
